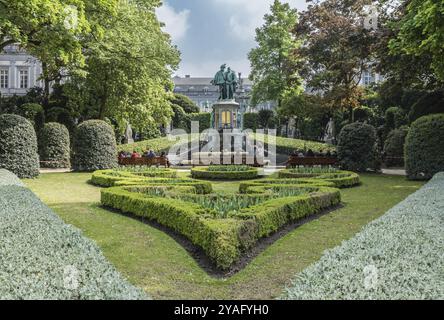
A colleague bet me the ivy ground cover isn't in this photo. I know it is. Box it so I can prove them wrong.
[96,169,350,269]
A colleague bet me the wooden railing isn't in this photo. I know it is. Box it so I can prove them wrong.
[118,156,170,167]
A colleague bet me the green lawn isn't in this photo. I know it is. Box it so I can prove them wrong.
[24,172,423,299]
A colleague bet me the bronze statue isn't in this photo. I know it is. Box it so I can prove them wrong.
[211,64,238,100]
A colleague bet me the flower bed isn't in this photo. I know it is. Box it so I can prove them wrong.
[282,172,444,300]
[100,172,347,269]
[0,170,146,299]
[278,169,360,188]
[191,165,259,180]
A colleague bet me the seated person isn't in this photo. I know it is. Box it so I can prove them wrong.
[160,151,166,158]
[291,150,299,157]
[118,151,126,159]
[147,149,156,158]
[305,149,315,157]
[131,150,141,158]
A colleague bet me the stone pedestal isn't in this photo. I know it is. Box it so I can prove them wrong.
[212,99,240,130]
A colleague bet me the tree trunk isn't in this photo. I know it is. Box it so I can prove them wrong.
[42,62,50,109]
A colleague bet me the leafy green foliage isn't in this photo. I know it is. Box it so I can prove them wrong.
[408,90,444,123]
[383,128,409,167]
[385,107,407,131]
[337,122,379,172]
[254,133,335,154]
[100,174,343,269]
[405,114,444,180]
[72,120,117,172]
[169,94,200,114]
[38,122,71,168]
[188,113,211,132]
[278,170,360,188]
[0,170,146,300]
[283,172,444,300]
[0,114,40,178]
[248,0,302,107]
[257,109,276,129]
[243,113,259,131]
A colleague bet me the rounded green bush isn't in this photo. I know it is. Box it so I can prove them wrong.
[72,120,117,172]
[337,122,379,172]
[38,122,71,168]
[405,114,444,180]
[0,114,40,178]
[383,127,408,167]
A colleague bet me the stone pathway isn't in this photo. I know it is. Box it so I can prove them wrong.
[381,168,406,176]
[40,168,72,174]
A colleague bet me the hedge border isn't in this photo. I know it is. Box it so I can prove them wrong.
[191,167,259,180]
[277,170,360,188]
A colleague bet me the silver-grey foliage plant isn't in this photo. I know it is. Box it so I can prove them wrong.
[283,172,444,300]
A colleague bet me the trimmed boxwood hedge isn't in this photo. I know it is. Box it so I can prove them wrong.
[91,169,212,193]
[101,183,340,269]
[277,170,360,188]
[191,166,259,180]
[0,114,40,178]
[72,120,117,172]
[0,170,146,300]
[337,122,379,172]
[39,122,71,168]
[405,114,444,180]
[283,172,444,300]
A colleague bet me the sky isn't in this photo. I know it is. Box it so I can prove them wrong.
[156,0,309,78]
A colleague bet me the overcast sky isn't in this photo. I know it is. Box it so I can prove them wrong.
[156,0,308,78]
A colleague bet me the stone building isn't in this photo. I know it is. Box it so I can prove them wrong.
[0,45,44,97]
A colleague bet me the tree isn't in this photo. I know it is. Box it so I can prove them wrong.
[65,0,180,131]
[170,94,200,113]
[248,0,302,108]
[389,0,444,82]
[294,0,378,122]
[0,0,119,105]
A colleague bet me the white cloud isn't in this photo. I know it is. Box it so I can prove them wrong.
[156,2,190,43]
[212,0,307,41]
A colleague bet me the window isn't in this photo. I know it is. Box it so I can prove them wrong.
[0,69,8,89]
[19,69,29,89]
[221,111,231,126]
[363,71,374,86]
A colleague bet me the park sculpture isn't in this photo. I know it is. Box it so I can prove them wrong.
[211,64,238,100]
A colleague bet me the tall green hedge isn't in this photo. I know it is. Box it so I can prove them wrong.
[72,120,117,172]
[243,113,259,131]
[383,127,408,167]
[337,122,379,172]
[0,114,40,178]
[405,114,444,180]
[39,122,71,168]
[188,113,211,132]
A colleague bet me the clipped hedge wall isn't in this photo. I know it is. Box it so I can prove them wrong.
[39,122,71,168]
[101,183,340,270]
[283,172,444,300]
[188,113,211,132]
[191,166,259,180]
[337,122,379,172]
[0,170,146,300]
[0,114,40,178]
[72,120,117,172]
[405,114,444,180]
[278,170,360,188]
[243,113,259,131]
[91,169,212,193]
[254,133,335,155]
[383,128,408,167]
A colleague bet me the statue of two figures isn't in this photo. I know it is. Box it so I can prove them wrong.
[211,64,238,100]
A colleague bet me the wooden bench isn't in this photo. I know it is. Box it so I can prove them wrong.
[118,156,170,168]
[286,156,338,168]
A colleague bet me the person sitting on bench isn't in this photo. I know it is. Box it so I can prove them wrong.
[131,150,141,158]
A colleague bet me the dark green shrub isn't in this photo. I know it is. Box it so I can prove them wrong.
[405,114,444,180]
[171,104,188,130]
[385,107,406,130]
[45,107,76,134]
[72,120,117,172]
[169,93,200,113]
[337,122,379,172]
[0,114,39,178]
[408,90,444,123]
[17,103,45,132]
[257,109,276,129]
[38,123,70,168]
[188,113,211,132]
[243,113,259,131]
[383,127,409,167]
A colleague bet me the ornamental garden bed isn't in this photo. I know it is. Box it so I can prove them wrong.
[191,165,259,180]
[278,168,360,188]
[95,168,357,271]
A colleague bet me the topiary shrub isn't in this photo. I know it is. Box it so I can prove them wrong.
[385,107,406,130]
[72,120,117,172]
[38,122,71,168]
[18,103,45,132]
[337,122,379,172]
[188,113,211,132]
[0,114,40,178]
[243,113,259,131]
[383,127,409,167]
[405,114,444,180]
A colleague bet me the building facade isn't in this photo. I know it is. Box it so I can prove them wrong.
[0,45,44,97]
